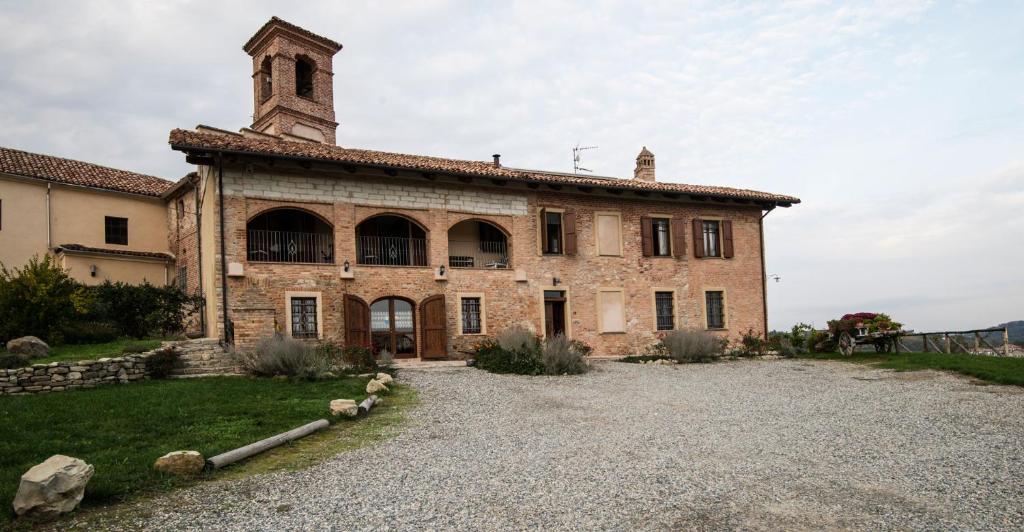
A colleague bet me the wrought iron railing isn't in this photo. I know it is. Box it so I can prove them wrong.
[357,236,428,266]
[448,240,509,269]
[247,230,334,264]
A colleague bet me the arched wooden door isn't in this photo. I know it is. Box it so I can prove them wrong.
[420,294,447,359]
[344,295,370,349]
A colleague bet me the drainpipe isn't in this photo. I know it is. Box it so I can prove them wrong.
[193,172,206,336]
[45,183,52,248]
[217,157,232,345]
[759,206,776,340]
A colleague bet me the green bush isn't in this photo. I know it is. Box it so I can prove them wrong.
[497,326,539,353]
[736,328,766,358]
[238,336,329,379]
[144,347,181,379]
[79,282,203,339]
[541,334,590,375]
[620,354,672,364]
[806,329,833,353]
[0,255,81,344]
[474,337,543,375]
[659,329,725,363]
[61,321,120,345]
[0,353,30,369]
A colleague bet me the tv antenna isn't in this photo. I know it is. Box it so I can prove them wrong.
[572,143,598,174]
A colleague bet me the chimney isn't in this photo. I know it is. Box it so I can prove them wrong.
[633,146,655,182]
[492,154,501,168]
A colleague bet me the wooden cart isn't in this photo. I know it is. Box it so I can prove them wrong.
[833,326,902,356]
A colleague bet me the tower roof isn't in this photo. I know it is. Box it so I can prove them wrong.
[638,146,654,157]
[243,16,343,55]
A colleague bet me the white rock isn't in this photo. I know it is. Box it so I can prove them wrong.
[366,379,389,394]
[375,372,394,385]
[13,455,94,518]
[153,451,205,476]
[330,399,359,417]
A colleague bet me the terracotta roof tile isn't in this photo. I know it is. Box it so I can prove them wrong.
[0,146,172,197]
[243,16,343,54]
[168,129,800,206]
[54,244,174,261]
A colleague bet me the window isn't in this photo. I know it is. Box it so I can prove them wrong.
[595,213,622,256]
[652,218,671,256]
[655,291,675,331]
[105,216,128,245]
[295,55,314,98]
[260,55,273,103]
[460,297,482,334]
[705,291,725,329]
[702,220,720,258]
[597,289,626,333]
[542,211,563,254]
[176,199,185,219]
[177,266,187,292]
[290,297,318,339]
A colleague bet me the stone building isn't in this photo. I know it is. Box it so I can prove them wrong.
[166,17,800,358]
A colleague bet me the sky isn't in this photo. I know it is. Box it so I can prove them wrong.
[0,0,1021,332]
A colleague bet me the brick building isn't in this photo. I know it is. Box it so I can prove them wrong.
[164,17,800,358]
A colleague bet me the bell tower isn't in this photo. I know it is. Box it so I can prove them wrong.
[634,146,656,182]
[243,17,343,144]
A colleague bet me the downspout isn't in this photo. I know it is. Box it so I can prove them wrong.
[217,157,232,345]
[45,183,52,248]
[759,206,776,339]
[193,172,206,336]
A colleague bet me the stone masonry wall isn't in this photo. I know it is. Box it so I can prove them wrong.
[1,352,155,396]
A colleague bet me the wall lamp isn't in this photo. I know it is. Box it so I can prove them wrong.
[343,260,351,273]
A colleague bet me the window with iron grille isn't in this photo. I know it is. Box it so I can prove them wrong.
[105,216,128,245]
[702,220,720,257]
[655,292,675,331]
[705,291,725,329]
[461,297,482,334]
[290,297,318,338]
[178,266,187,292]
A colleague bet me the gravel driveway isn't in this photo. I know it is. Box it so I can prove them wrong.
[109,360,1024,530]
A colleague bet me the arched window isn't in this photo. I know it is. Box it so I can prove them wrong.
[295,55,315,98]
[247,209,333,264]
[447,220,510,268]
[356,215,428,266]
[259,56,273,103]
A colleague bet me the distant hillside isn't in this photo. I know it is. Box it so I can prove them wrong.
[996,321,1024,344]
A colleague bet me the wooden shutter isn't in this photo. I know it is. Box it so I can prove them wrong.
[563,212,577,255]
[344,294,370,348]
[538,208,547,254]
[420,294,447,359]
[722,220,734,258]
[640,216,653,257]
[692,218,705,258]
[671,218,686,258]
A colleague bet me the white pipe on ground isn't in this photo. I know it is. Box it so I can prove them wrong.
[206,419,329,469]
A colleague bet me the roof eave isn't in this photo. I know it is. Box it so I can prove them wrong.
[170,142,798,208]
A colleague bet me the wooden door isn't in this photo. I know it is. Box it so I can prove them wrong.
[420,294,447,359]
[344,294,370,348]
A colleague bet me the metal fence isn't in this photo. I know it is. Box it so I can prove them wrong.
[448,240,510,269]
[247,230,334,264]
[357,236,428,266]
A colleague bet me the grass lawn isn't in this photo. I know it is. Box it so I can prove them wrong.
[800,351,1024,387]
[4,338,164,366]
[0,375,405,525]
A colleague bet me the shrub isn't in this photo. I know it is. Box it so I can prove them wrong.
[0,255,81,344]
[497,326,539,353]
[0,353,30,369]
[340,344,377,371]
[239,336,328,379]
[736,329,766,358]
[541,334,589,375]
[80,282,203,339]
[144,347,181,379]
[659,329,725,363]
[61,321,119,345]
[474,338,543,375]
[620,354,672,364]
[806,329,833,353]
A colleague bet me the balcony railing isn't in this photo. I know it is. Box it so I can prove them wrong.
[247,230,334,264]
[357,236,428,266]
[448,240,509,269]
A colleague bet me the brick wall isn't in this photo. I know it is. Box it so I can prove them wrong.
[188,164,768,358]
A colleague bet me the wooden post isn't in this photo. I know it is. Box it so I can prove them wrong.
[943,334,951,354]
[207,419,329,469]
[1005,327,1012,356]
[974,332,981,353]
[922,334,928,353]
